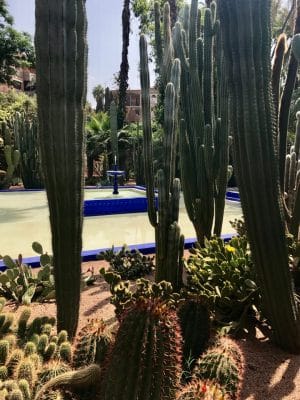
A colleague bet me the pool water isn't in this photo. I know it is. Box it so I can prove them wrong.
[0,188,242,257]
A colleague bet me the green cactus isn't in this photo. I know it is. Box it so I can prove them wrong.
[72,319,111,369]
[193,352,238,397]
[37,361,72,386]
[15,359,36,387]
[172,0,230,244]
[58,342,72,364]
[176,380,228,400]
[9,389,24,400]
[0,340,10,365]
[18,380,31,400]
[0,122,20,190]
[24,342,37,357]
[6,350,24,377]
[219,0,300,352]
[17,309,31,340]
[178,300,210,372]
[284,111,300,238]
[57,331,68,346]
[0,365,8,380]
[44,343,57,362]
[37,335,48,356]
[35,0,87,338]
[140,16,184,290]
[1,313,14,335]
[13,112,44,189]
[99,299,182,400]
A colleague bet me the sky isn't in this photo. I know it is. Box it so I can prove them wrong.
[7,0,156,106]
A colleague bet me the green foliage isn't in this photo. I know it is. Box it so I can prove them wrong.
[97,245,154,280]
[186,237,259,332]
[0,90,36,123]
[0,26,35,84]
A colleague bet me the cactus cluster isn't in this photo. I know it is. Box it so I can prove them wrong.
[0,303,115,400]
[219,0,300,352]
[0,121,20,190]
[38,299,182,400]
[171,0,230,244]
[13,113,43,189]
[140,4,184,290]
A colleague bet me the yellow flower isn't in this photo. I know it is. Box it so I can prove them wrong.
[225,245,236,253]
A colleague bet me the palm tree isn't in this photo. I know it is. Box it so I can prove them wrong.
[117,0,130,128]
[92,84,105,113]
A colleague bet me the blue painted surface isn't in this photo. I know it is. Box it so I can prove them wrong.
[226,190,240,202]
[0,234,233,271]
[84,196,159,216]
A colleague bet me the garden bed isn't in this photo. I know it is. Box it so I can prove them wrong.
[2,258,300,400]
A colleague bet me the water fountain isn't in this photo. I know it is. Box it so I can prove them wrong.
[106,155,125,195]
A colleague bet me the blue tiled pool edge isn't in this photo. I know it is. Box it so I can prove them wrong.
[0,234,234,270]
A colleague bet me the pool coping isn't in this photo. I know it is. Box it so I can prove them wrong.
[0,234,234,270]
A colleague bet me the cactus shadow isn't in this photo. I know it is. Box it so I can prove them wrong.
[239,328,300,399]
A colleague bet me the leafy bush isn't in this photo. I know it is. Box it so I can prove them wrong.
[97,245,154,280]
[185,236,259,332]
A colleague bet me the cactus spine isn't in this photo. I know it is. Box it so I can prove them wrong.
[13,113,43,189]
[219,0,300,352]
[140,5,184,290]
[35,0,87,338]
[173,0,229,244]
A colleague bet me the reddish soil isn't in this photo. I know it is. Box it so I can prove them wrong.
[3,259,300,400]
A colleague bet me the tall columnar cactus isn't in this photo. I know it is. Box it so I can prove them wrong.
[284,112,300,238]
[140,28,184,291]
[172,0,230,244]
[0,122,20,190]
[219,0,300,352]
[35,0,87,338]
[13,112,44,189]
[109,101,119,165]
